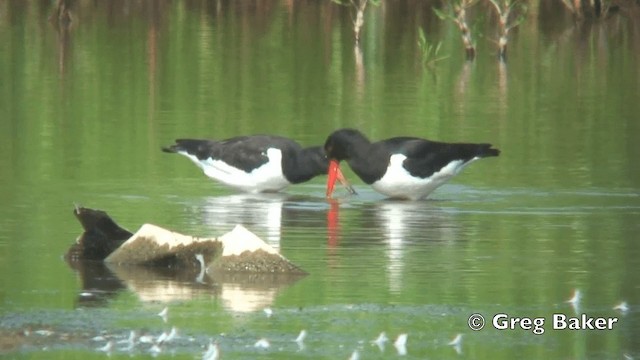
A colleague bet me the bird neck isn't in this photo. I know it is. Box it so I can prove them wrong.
[284,146,326,184]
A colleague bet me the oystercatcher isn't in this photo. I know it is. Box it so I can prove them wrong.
[324,128,500,200]
[162,135,355,194]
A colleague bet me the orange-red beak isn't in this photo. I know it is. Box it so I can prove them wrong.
[326,159,356,198]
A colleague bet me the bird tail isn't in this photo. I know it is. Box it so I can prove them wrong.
[477,144,500,158]
[161,144,179,153]
[161,139,210,154]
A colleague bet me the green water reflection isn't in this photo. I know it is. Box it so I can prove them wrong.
[1,1,639,359]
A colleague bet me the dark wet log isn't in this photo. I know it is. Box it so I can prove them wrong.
[65,207,133,262]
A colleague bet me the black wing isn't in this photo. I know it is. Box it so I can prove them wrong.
[382,137,500,179]
[163,135,301,173]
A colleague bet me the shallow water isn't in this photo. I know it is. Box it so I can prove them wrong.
[1,1,640,359]
[2,183,638,359]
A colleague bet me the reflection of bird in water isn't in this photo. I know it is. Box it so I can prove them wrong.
[196,193,329,250]
[325,197,459,293]
[324,128,499,200]
[326,199,341,248]
[162,135,354,193]
[197,194,286,249]
[373,201,458,293]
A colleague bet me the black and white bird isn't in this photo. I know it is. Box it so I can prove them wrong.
[163,135,355,194]
[324,128,500,200]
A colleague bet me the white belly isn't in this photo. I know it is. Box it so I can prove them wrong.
[181,148,290,193]
[371,154,477,200]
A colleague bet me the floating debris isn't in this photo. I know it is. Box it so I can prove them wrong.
[371,331,388,351]
[294,329,306,350]
[165,327,178,342]
[195,253,207,283]
[566,288,581,314]
[263,307,273,318]
[448,333,463,346]
[348,349,360,360]
[156,331,169,345]
[614,301,629,314]
[97,340,114,353]
[254,338,270,349]
[202,341,220,360]
[156,327,178,345]
[34,330,54,337]
[91,335,106,342]
[118,330,137,344]
[139,333,155,344]
[394,333,408,356]
[158,307,169,323]
[119,330,137,351]
[149,343,162,356]
[294,329,307,343]
[448,333,463,354]
[566,289,581,306]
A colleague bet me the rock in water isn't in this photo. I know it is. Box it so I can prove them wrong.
[211,225,307,274]
[67,206,306,275]
[105,223,221,268]
[105,224,307,274]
